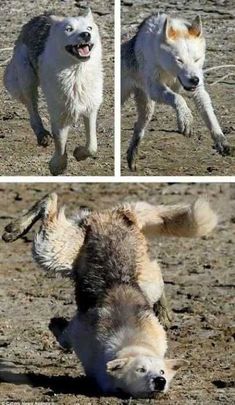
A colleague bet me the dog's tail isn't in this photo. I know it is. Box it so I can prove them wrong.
[133,198,217,238]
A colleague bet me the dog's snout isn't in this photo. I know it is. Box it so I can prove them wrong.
[190,76,199,86]
[154,376,166,391]
[80,32,91,42]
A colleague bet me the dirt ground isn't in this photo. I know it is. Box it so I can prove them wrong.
[121,0,235,176]
[0,0,114,176]
[0,183,234,404]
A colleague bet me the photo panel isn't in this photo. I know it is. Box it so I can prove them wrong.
[0,182,234,403]
[121,0,235,176]
[0,0,114,176]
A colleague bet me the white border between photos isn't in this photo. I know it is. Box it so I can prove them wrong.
[0,177,235,183]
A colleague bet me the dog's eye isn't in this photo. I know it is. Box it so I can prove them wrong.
[87,26,92,31]
[65,25,74,33]
[160,370,165,375]
[176,57,183,64]
[194,58,200,63]
[137,367,146,374]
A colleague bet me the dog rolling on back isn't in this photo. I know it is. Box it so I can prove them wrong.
[122,12,230,170]
[3,194,217,397]
[4,7,103,175]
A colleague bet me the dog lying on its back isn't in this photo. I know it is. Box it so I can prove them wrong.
[4,8,103,175]
[122,13,230,170]
[3,194,217,397]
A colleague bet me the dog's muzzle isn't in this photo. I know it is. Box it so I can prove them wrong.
[65,42,94,60]
[178,75,199,92]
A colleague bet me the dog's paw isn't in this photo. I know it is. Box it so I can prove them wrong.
[177,104,193,137]
[37,130,52,147]
[49,317,72,352]
[127,142,139,171]
[49,153,68,176]
[154,300,172,330]
[2,221,24,242]
[73,146,94,161]
[213,134,230,156]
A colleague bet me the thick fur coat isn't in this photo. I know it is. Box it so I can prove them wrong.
[3,194,217,397]
[122,13,230,170]
[4,9,103,175]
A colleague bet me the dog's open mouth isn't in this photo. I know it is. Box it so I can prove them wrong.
[178,77,197,92]
[65,43,94,60]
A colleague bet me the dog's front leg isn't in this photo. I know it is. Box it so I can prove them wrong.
[148,81,193,136]
[193,86,230,155]
[154,291,172,330]
[49,123,69,176]
[73,110,98,161]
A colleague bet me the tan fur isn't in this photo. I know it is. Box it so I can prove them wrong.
[167,27,201,40]
[2,193,217,397]
[3,194,217,308]
[131,198,217,238]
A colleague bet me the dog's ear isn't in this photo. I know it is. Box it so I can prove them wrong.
[106,358,131,376]
[163,17,177,41]
[49,15,64,24]
[165,359,189,377]
[189,15,203,37]
[80,7,93,20]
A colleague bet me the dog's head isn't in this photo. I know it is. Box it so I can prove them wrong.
[107,355,188,398]
[50,8,100,62]
[159,15,206,91]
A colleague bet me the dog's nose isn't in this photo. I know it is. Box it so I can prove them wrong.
[80,32,91,42]
[190,76,199,86]
[154,376,166,391]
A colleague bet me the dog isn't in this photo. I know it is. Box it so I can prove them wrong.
[4,8,103,175]
[122,13,230,170]
[2,193,217,397]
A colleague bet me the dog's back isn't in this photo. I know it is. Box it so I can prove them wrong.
[73,209,148,312]
[17,15,52,70]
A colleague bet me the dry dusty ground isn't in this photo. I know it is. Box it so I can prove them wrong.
[121,0,235,176]
[0,183,234,404]
[0,0,114,176]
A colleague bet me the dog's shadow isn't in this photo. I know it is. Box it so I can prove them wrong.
[0,369,130,399]
[0,369,101,397]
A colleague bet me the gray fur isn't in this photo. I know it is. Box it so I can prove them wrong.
[18,15,52,70]
[73,211,145,313]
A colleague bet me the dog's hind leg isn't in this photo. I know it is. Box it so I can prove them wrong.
[127,89,155,170]
[4,45,50,147]
[73,110,98,162]
[2,193,85,273]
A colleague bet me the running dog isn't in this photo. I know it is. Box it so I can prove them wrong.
[4,8,103,175]
[2,194,217,397]
[122,13,230,170]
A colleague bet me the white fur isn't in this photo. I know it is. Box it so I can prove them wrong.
[122,13,229,169]
[4,10,103,175]
[63,312,171,397]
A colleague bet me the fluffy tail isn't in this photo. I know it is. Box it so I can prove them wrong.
[133,198,217,238]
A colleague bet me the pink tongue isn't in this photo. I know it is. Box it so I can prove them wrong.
[79,45,90,56]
